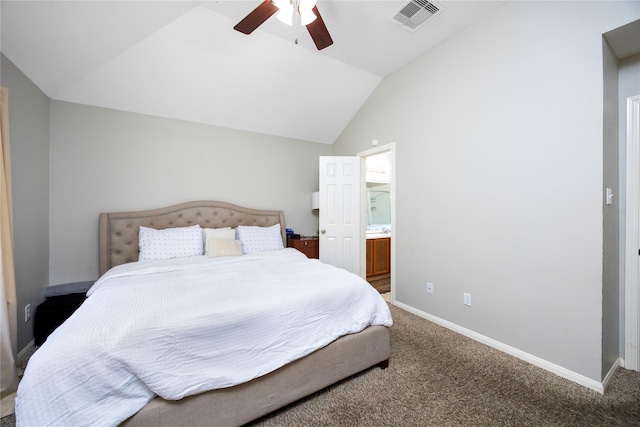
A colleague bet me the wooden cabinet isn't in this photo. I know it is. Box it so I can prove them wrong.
[287,238,319,259]
[366,240,374,277]
[366,237,390,278]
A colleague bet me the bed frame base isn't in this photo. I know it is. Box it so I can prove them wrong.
[121,325,390,427]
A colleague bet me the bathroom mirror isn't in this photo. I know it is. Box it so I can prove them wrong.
[366,184,391,231]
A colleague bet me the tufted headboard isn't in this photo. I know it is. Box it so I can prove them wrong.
[98,201,286,276]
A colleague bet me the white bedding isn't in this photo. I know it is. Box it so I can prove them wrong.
[16,249,392,427]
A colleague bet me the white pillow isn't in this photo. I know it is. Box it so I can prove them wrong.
[203,227,236,253]
[206,238,243,258]
[237,224,284,254]
[138,224,203,261]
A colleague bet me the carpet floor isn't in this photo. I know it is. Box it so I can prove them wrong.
[4,303,640,426]
[249,303,640,426]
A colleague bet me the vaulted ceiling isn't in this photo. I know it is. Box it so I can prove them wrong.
[1,1,507,144]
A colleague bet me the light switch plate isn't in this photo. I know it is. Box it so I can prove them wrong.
[464,293,472,306]
[606,188,614,205]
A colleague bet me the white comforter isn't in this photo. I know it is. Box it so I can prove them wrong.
[16,249,392,427]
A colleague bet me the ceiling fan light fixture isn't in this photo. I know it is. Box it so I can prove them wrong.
[299,8,317,26]
[234,0,332,50]
[299,0,317,10]
[275,0,294,26]
[276,8,294,25]
[273,0,290,9]
[274,0,317,26]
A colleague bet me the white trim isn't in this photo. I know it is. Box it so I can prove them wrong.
[394,301,605,394]
[17,339,35,363]
[602,358,622,392]
[358,143,396,303]
[625,95,640,372]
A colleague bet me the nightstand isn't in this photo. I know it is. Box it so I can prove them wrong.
[34,281,94,346]
[287,237,319,259]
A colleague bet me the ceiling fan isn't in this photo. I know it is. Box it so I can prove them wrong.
[233,0,333,50]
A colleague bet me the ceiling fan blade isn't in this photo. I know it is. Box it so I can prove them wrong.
[234,0,279,35]
[306,6,333,50]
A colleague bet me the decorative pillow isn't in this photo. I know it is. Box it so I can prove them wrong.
[206,238,243,258]
[138,224,203,261]
[203,227,236,253]
[237,224,284,254]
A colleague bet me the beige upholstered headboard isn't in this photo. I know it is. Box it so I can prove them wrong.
[98,201,286,276]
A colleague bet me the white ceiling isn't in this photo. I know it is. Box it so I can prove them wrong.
[0,0,507,144]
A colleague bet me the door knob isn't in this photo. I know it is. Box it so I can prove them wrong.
[321,229,326,234]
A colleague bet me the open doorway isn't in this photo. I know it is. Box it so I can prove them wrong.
[624,94,640,371]
[603,19,640,375]
[359,143,395,302]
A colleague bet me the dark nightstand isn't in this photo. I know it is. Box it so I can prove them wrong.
[34,281,94,346]
[287,237,319,259]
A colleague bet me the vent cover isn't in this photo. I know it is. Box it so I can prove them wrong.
[390,0,444,31]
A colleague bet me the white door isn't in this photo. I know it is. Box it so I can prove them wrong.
[319,156,361,275]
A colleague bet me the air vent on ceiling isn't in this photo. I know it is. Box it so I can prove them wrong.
[390,0,444,31]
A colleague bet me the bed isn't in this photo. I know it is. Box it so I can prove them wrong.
[16,201,391,427]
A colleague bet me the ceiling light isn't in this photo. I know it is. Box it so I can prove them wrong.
[299,0,317,9]
[299,8,317,26]
[275,1,294,25]
[274,0,318,27]
[273,0,290,9]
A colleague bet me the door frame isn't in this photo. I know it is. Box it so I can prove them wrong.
[625,95,640,371]
[358,143,396,302]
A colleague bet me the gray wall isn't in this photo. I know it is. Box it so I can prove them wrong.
[49,101,331,284]
[0,54,50,351]
[602,39,620,379]
[333,1,640,382]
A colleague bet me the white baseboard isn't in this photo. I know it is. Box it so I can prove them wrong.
[602,357,622,392]
[17,339,35,364]
[393,301,605,394]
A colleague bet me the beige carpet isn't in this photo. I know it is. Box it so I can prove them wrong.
[4,303,640,426]
[249,304,640,426]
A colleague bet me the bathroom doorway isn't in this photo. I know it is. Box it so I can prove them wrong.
[358,143,395,301]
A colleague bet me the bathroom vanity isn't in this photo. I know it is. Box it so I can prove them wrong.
[366,235,391,278]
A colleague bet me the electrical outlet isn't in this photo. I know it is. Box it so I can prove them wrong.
[464,293,472,307]
[24,304,31,322]
[426,282,433,294]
